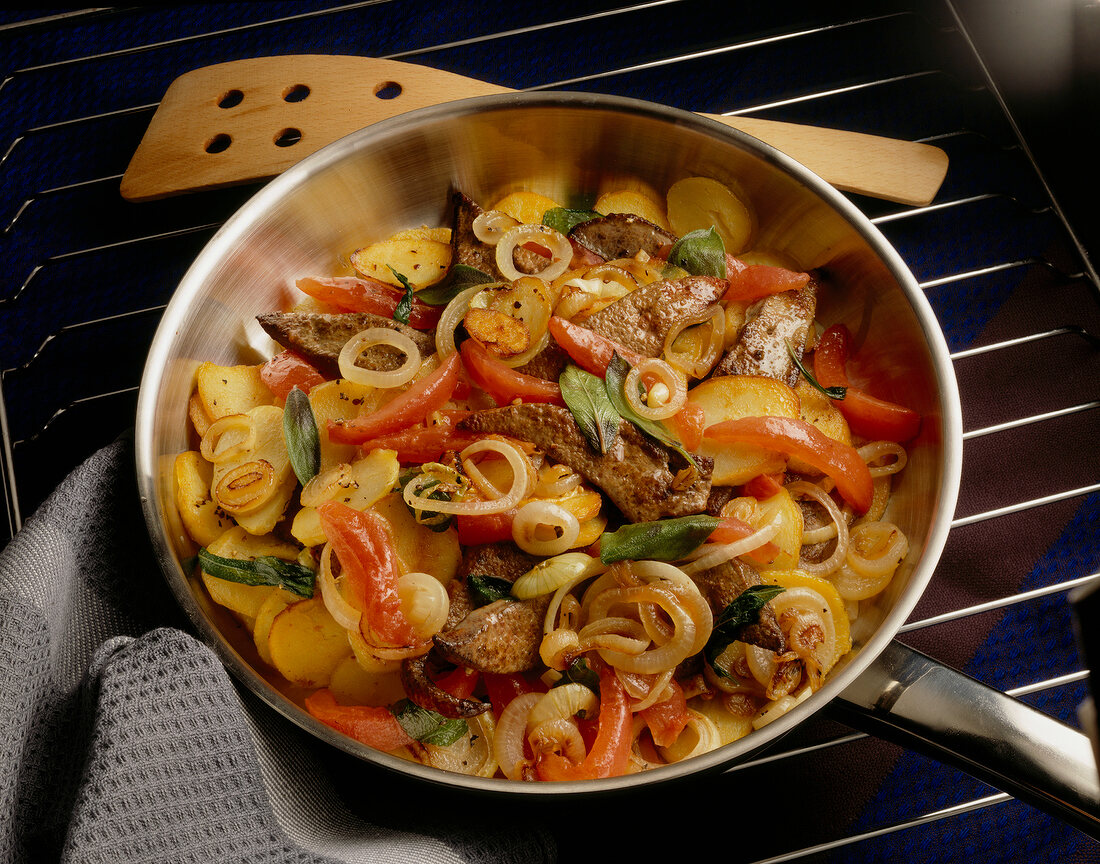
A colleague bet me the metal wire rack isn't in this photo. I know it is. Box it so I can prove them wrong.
[1,2,1097,860]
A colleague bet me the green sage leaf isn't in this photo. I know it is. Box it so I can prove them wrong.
[556,657,600,696]
[599,514,722,564]
[388,266,415,324]
[704,585,786,677]
[542,207,603,236]
[197,548,316,599]
[559,364,622,455]
[468,573,515,607]
[668,227,727,278]
[604,353,698,472]
[283,386,321,486]
[391,700,470,746]
[787,339,846,400]
[415,263,494,306]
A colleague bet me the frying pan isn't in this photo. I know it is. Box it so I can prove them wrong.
[133,91,1100,834]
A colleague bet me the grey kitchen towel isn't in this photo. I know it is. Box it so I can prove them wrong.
[0,436,555,864]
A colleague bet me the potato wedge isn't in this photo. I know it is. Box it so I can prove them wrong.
[209,404,297,536]
[175,450,232,547]
[750,488,804,570]
[267,597,353,688]
[371,490,462,584]
[307,377,385,471]
[490,191,563,224]
[188,391,212,438]
[687,375,800,485]
[290,448,401,547]
[790,379,852,474]
[200,525,301,619]
[690,693,755,747]
[350,236,452,289]
[666,176,755,255]
[194,361,271,420]
[253,588,298,666]
[594,189,670,231]
[388,225,452,244]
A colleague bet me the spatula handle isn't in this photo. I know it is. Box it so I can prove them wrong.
[121,55,947,206]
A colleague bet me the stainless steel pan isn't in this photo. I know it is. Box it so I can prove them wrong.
[133,92,1099,832]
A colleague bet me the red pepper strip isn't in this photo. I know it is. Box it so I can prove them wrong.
[535,665,633,781]
[548,315,648,377]
[317,500,420,646]
[455,509,517,546]
[459,338,565,407]
[638,679,691,749]
[742,471,785,500]
[704,416,874,513]
[328,349,461,445]
[707,515,781,566]
[813,324,921,443]
[260,349,327,400]
[433,665,480,700]
[305,688,414,751]
[357,410,477,463]
[670,402,706,452]
[721,263,810,304]
[296,275,442,329]
[483,672,545,718]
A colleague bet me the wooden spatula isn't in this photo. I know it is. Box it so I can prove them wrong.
[120,55,948,206]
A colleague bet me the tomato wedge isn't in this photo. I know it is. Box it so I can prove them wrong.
[639,679,691,748]
[296,275,442,329]
[357,410,477,463]
[305,689,413,751]
[704,416,873,513]
[484,672,544,717]
[329,349,461,445]
[317,500,420,646]
[721,263,810,303]
[433,665,480,700]
[535,665,632,781]
[670,401,706,452]
[813,324,921,443]
[459,338,565,407]
[260,349,327,399]
[454,509,517,546]
[547,315,647,377]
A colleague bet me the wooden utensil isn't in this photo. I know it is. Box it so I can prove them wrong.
[120,55,948,206]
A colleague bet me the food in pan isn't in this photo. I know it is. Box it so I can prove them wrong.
[175,175,920,780]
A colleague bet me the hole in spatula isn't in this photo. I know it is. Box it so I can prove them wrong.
[205,133,232,154]
[218,89,244,109]
[283,84,310,103]
[274,128,302,148]
[374,80,402,100]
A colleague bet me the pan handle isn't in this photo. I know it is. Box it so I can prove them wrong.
[830,640,1100,837]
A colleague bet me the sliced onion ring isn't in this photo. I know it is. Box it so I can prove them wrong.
[512,500,581,556]
[495,224,572,283]
[214,459,278,514]
[200,414,254,464]
[338,327,421,389]
[623,358,687,420]
[404,438,532,516]
[472,209,520,245]
[318,542,362,631]
[786,479,849,577]
[663,304,725,379]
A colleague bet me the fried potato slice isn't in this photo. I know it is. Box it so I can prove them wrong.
[290,448,401,547]
[687,374,800,485]
[666,176,755,255]
[200,525,301,619]
[594,189,670,231]
[350,236,452,289]
[490,191,563,224]
[194,361,271,421]
[175,450,232,547]
[267,597,353,689]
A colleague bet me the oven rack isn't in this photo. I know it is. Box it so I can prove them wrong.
[1,3,1098,861]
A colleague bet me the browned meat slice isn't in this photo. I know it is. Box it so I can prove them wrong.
[580,275,727,358]
[450,190,547,281]
[516,341,570,381]
[569,212,677,261]
[690,559,786,653]
[458,403,713,524]
[256,311,434,379]
[432,594,551,674]
[712,277,818,386]
[431,543,547,675]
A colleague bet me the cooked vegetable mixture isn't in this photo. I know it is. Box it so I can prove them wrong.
[177,176,920,780]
